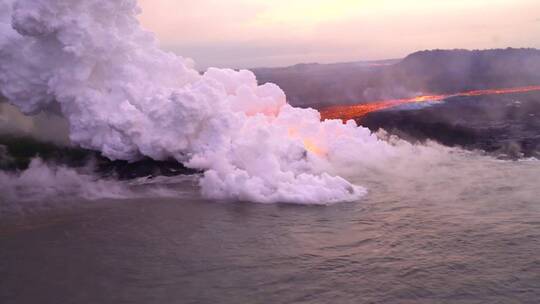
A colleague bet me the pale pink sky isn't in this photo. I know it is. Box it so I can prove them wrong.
[138,0,540,69]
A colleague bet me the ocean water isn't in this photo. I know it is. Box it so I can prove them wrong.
[1,155,539,303]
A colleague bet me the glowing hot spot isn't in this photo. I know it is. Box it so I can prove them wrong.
[303,139,325,156]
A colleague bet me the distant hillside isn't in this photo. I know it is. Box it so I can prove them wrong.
[253,60,400,107]
[394,48,540,94]
[253,48,540,107]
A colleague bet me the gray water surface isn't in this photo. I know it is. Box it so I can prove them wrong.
[1,158,540,304]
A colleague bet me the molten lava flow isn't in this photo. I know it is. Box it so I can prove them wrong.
[288,127,326,156]
[320,85,540,121]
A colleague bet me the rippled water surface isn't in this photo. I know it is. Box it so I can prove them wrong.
[1,158,540,304]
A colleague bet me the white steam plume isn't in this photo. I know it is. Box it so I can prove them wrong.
[0,158,195,216]
[0,158,132,204]
[0,0,424,204]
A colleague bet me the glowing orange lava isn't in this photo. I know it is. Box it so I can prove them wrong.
[302,138,325,156]
[320,85,540,121]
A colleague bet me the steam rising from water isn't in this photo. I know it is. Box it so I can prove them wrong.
[0,0,507,204]
[0,158,197,216]
[0,159,130,203]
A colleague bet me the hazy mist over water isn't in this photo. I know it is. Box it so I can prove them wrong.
[1,152,539,303]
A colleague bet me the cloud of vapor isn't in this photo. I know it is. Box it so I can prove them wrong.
[0,0,447,204]
[0,158,196,217]
[0,158,131,204]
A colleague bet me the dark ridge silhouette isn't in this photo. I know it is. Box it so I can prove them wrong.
[253,59,401,106]
[394,48,540,94]
[253,48,540,107]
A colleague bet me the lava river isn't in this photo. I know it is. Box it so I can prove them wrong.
[320,85,540,121]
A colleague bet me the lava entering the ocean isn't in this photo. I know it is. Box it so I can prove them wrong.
[320,85,540,121]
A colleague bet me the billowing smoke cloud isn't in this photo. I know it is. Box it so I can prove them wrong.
[0,0,435,204]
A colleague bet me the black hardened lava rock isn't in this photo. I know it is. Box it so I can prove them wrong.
[0,135,198,178]
[95,157,198,180]
[360,92,540,158]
